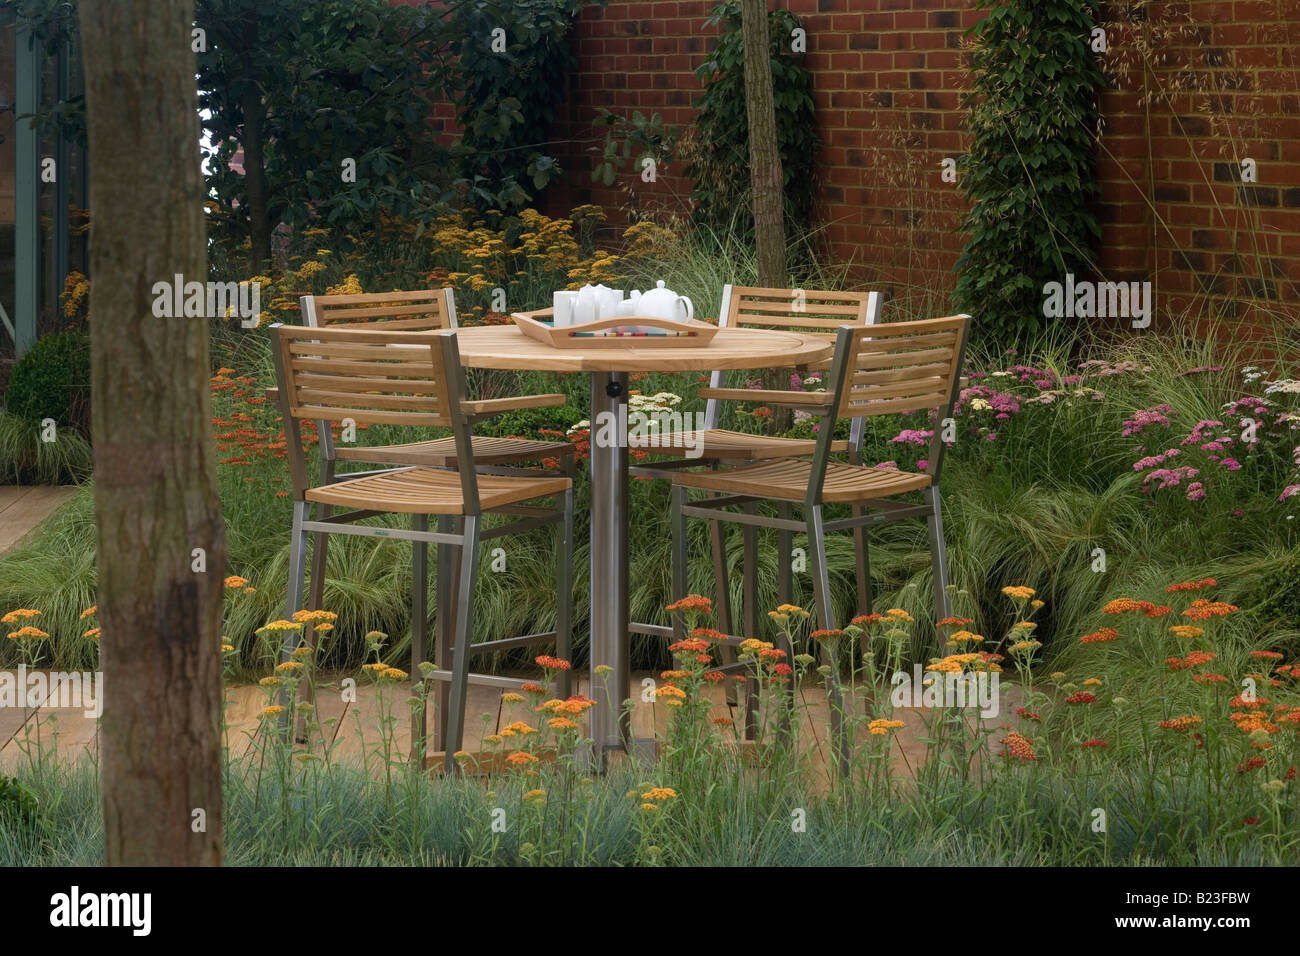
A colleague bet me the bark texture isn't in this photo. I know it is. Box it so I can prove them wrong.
[80,0,227,865]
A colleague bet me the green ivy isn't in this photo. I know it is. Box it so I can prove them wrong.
[954,0,1105,343]
[449,0,604,211]
[687,0,819,238]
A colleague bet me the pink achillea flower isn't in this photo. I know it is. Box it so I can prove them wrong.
[1185,482,1206,501]
[890,429,933,446]
[1122,404,1173,437]
[1220,458,1242,471]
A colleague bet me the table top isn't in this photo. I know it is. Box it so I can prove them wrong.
[454,325,833,372]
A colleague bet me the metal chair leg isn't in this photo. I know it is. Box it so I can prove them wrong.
[777,501,793,607]
[741,500,761,740]
[293,502,331,744]
[444,515,481,773]
[926,486,953,628]
[280,501,311,714]
[433,515,454,754]
[807,505,850,776]
[410,514,429,767]
[669,486,688,643]
[556,489,574,699]
[710,509,738,706]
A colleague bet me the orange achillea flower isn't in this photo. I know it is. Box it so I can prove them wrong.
[1001,586,1036,600]
[1102,598,1151,614]
[884,608,914,622]
[738,638,773,654]
[654,684,686,700]
[702,671,724,683]
[83,628,100,639]
[276,660,304,673]
[224,575,249,589]
[1168,625,1204,639]
[665,595,712,614]
[758,647,786,660]
[505,752,539,767]
[1079,627,1119,643]
[852,613,885,626]
[520,682,545,694]
[868,718,904,735]
[1081,739,1109,748]
[7,626,49,640]
[936,616,973,628]
[502,721,536,736]
[257,619,303,633]
[668,638,710,654]
[1,609,41,624]
[691,627,726,642]
[640,787,677,801]
[1250,650,1283,659]
[548,717,579,731]
[1182,599,1239,621]
[1191,673,1228,683]
[947,630,982,646]
[810,629,843,642]
[1166,577,1217,592]
[534,655,571,671]
[660,670,689,680]
[79,606,97,620]
[1158,715,1202,730]
[998,732,1036,761]
[1144,605,1172,618]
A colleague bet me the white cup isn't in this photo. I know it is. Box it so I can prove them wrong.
[552,291,578,327]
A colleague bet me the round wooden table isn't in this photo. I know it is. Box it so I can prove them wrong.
[455,324,834,761]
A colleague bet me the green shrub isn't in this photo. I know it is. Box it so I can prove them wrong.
[0,775,40,831]
[1251,553,1300,630]
[954,0,1105,342]
[4,329,91,433]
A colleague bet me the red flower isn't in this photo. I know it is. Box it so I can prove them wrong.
[1065,692,1097,704]
[1166,577,1217,592]
[1081,739,1108,748]
[534,655,571,671]
[1236,757,1267,774]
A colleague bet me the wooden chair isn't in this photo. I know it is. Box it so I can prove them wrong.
[299,288,575,472]
[666,315,971,771]
[270,325,575,773]
[627,286,880,726]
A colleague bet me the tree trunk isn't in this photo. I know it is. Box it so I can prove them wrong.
[80,0,227,866]
[740,0,792,432]
[241,86,272,272]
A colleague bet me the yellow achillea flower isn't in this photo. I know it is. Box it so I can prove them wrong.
[1030,600,1045,608]
[654,684,686,700]
[1084,678,1103,686]
[220,644,234,653]
[291,609,338,625]
[80,606,97,619]
[290,645,313,659]
[885,608,914,622]
[640,803,659,813]
[1002,586,1036,600]
[1,609,42,624]
[501,692,524,703]
[640,787,677,801]
[1050,671,1067,680]
[738,638,773,654]
[275,660,304,673]
[259,676,283,687]
[868,718,905,735]
[1011,621,1038,631]
[524,789,546,801]
[947,630,981,645]
[1169,625,1204,639]
[261,705,285,718]
[484,734,504,746]
[361,662,387,672]
[503,721,536,735]
[381,667,409,681]
[257,620,302,633]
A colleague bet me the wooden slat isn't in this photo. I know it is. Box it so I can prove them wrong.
[697,387,832,406]
[295,388,441,411]
[736,299,865,315]
[735,313,855,330]
[849,363,950,386]
[844,378,948,402]
[289,405,447,427]
[841,391,951,418]
[288,358,440,379]
[318,303,445,320]
[287,340,435,362]
[854,347,954,371]
[311,290,448,306]
[297,373,443,394]
[855,331,958,354]
[321,315,446,331]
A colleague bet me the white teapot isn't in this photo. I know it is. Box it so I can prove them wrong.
[634,280,693,322]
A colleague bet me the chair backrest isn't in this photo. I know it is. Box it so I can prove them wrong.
[805,314,971,503]
[704,285,880,431]
[300,288,457,331]
[270,325,482,511]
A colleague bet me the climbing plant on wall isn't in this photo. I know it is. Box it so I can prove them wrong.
[954,0,1105,342]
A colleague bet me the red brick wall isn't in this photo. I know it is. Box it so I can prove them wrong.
[446,1,1300,334]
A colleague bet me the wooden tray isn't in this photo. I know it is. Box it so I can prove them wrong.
[511,309,719,349]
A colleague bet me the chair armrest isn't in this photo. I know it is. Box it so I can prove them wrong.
[461,393,566,417]
[699,387,831,407]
